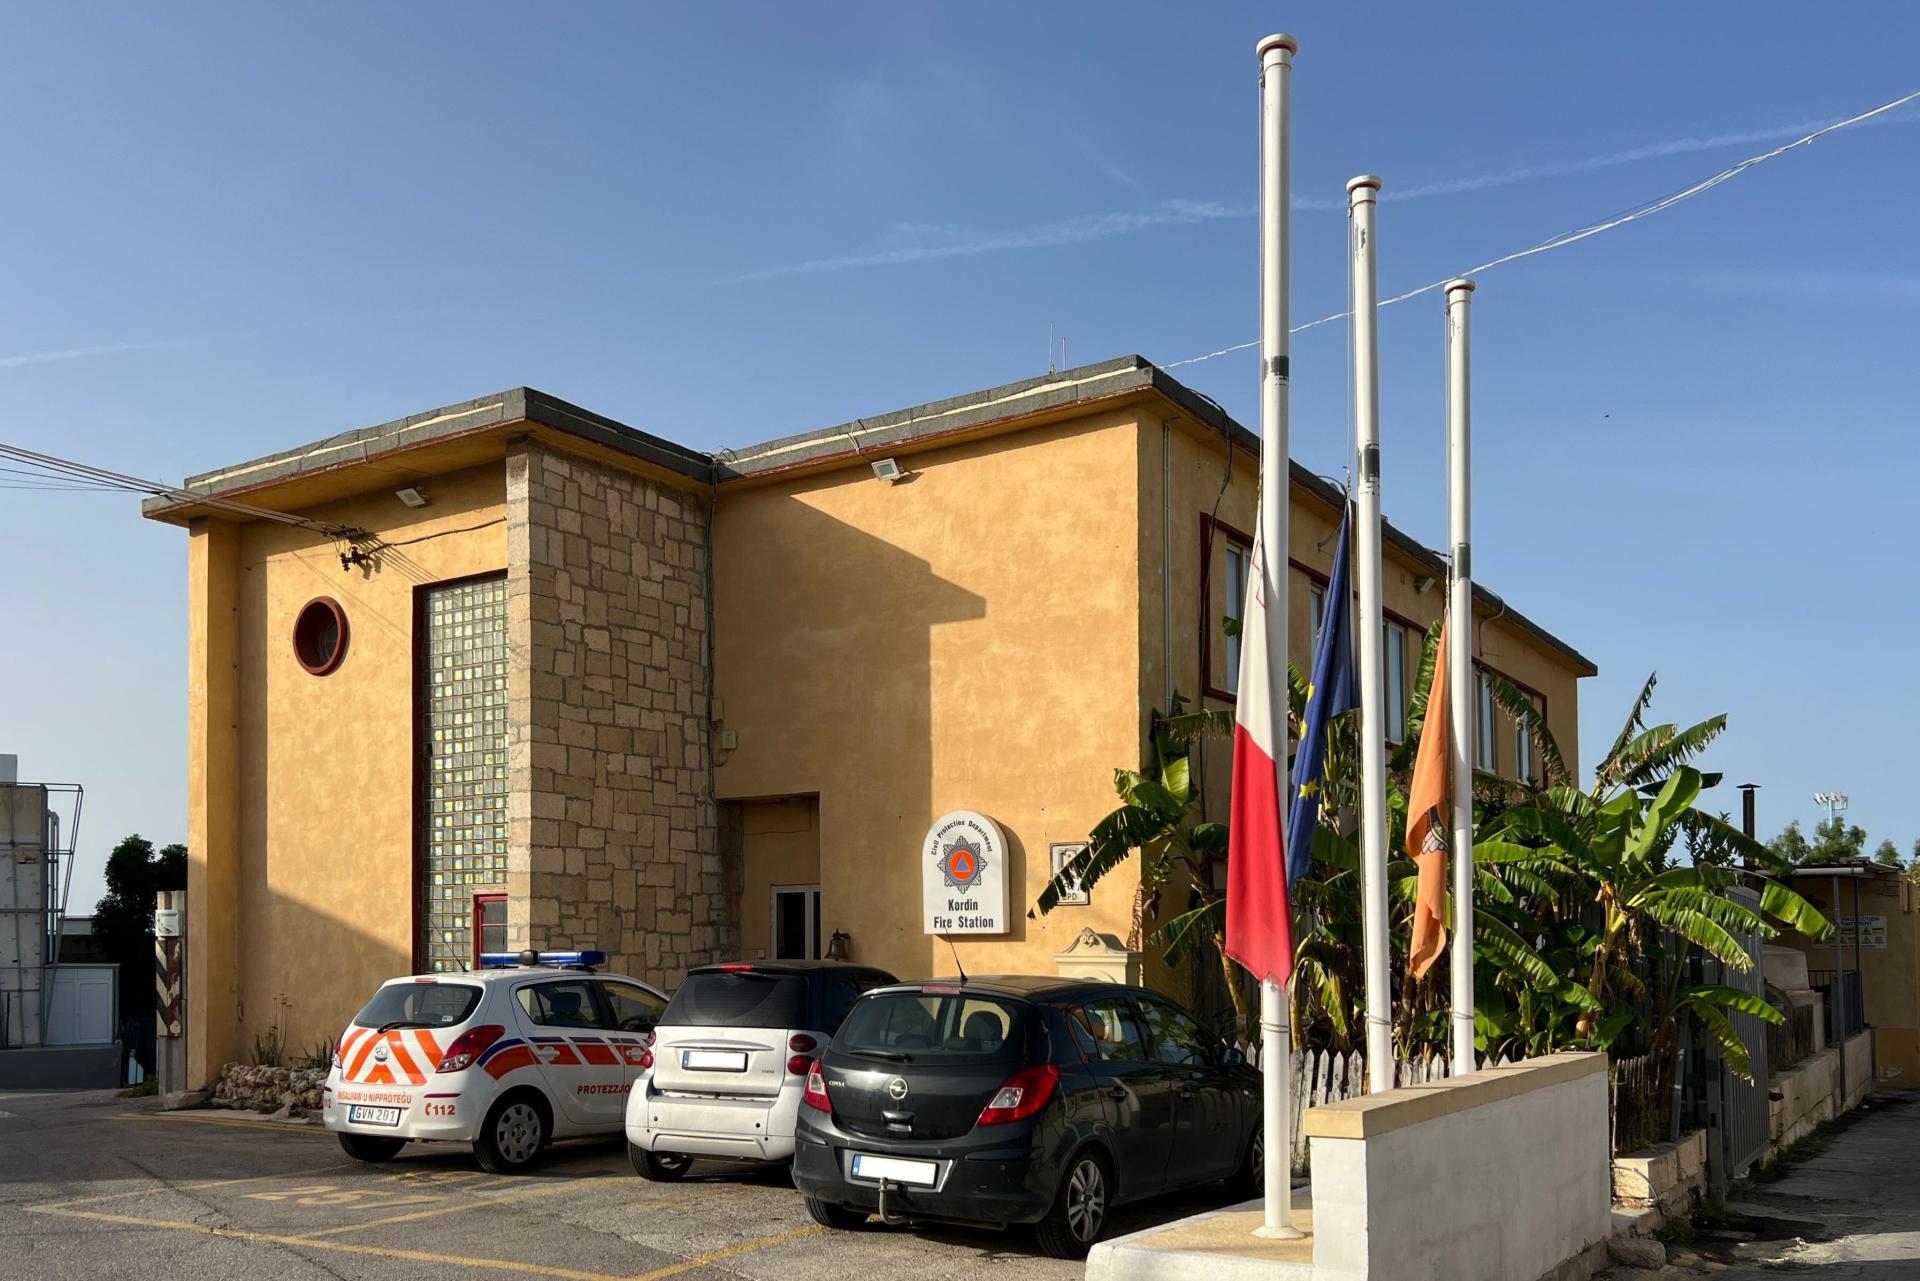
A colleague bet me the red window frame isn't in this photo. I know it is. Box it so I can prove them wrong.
[473,894,507,968]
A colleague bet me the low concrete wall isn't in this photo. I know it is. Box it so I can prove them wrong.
[1768,1028,1874,1153]
[0,1043,122,1089]
[1612,1128,1706,1222]
[1304,1051,1611,1281]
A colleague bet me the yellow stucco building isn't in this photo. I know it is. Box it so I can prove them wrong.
[144,356,1594,1086]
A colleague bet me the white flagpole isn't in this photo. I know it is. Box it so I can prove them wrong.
[1253,31,1301,1240]
[1445,278,1477,1076]
[1349,173,1394,1094]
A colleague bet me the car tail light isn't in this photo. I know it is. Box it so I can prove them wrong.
[645,1029,657,1047]
[786,1054,813,1075]
[641,1049,654,1070]
[788,1034,817,1054]
[436,1024,505,1073]
[719,963,754,972]
[977,1064,1059,1126]
[802,1061,831,1113]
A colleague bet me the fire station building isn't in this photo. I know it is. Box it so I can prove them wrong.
[144,356,1594,1086]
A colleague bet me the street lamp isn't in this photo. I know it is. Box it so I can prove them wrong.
[1813,791,1850,826]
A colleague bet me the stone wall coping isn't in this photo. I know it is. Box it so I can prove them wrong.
[1301,1050,1607,1141]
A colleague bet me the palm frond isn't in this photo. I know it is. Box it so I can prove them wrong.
[1618,715,1728,790]
[1601,672,1660,783]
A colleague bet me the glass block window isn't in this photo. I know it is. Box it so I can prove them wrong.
[420,575,509,972]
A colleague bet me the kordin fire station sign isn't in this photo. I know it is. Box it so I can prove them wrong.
[922,810,1008,934]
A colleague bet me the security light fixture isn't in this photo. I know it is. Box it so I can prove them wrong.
[1413,574,1437,595]
[396,487,428,508]
[870,458,906,483]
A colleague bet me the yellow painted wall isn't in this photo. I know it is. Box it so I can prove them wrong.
[1783,872,1920,1088]
[186,518,242,1085]
[1158,418,1584,803]
[203,464,508,1073]
[732,797,822,961]
[713,412,1145,983]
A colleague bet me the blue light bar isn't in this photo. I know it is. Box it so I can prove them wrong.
[478,949,607,969]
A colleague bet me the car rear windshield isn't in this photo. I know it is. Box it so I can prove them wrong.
[352,982,483,1030]
[664,970,809,1029]
[837,992,1025,1060]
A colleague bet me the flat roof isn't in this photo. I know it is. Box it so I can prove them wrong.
[140,355,1594,675]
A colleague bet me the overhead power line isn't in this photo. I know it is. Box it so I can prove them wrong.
[1164,85,1920,369]
[0,441,365,538]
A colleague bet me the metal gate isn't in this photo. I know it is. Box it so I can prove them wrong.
[1702,886,1771,1196]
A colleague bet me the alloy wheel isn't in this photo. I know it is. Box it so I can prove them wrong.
[495,1102,542,1165]
[1065,1158,1107,1243]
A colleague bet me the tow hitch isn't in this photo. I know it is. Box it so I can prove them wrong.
[877,1177,909,1226]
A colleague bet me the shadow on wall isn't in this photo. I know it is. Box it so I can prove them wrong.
[713,490,988,982]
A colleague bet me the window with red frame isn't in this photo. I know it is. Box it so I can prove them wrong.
[473,894,507,966]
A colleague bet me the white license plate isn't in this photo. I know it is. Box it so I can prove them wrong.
[349,1105,402,1127]
[682,1049,749,1072]
[851,1153,938,1187]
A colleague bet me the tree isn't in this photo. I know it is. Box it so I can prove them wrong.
[1875,839,1903,868]
[93,834,188,1021]
[1768,816,1867,866]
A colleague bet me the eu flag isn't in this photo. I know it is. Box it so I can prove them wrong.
[1286,502,1356,883]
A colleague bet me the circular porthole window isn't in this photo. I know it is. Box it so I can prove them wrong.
[292,597,350,676]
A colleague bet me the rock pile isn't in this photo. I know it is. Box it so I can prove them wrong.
[211,1062,327,1116]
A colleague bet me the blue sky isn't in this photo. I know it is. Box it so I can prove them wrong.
[4,3,1917,909]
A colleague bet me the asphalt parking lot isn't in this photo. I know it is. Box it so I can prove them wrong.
[0,1089,1233,1281]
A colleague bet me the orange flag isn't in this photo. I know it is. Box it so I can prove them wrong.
[1406,619,1451,979]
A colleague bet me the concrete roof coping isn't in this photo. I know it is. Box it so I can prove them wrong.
[1300,1051,1607,1141]
[139,387,714,519]
[136,355,1594,677]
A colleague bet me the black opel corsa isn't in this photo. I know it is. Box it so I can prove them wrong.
[791,975,1263,1259]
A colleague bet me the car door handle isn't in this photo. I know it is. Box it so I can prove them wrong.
[1106,1085,1129,1101]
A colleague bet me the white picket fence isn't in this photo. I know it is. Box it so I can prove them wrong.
[1270,1047,1516,1171]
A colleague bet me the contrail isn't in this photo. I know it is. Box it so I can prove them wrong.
[731,104,1918,279]
[724,200,1247,284]
[0,341,168,371]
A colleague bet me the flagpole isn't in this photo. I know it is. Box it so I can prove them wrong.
[1253,30,1300,1240]
[1445,278,1477,1076]
[1348,173,1394,1094]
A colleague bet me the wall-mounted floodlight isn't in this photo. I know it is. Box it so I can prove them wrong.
[396,487,428,508]
[870,458,906,483]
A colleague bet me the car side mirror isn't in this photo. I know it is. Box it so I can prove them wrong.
[1222,1045,1248,1068]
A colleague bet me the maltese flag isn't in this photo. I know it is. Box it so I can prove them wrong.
[1225,522,1294,987]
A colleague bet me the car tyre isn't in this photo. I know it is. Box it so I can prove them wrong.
[1228,1123,1265,1200]
[473,1092,549,1175]
[338,1133,406,1163]
[630,1142,693,1181]
[1034,1149,1111,1260]
[802,1195,870,1230]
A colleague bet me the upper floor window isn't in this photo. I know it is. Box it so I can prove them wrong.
[1201,516,1254,701]
[1383,622,1408,744]
[1475,670,1498,773]
[1310,583,1326,649]
[1223,542,1248,695]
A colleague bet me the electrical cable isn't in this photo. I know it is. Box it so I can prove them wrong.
[0,442,364,538]
[1164,86,1920,369]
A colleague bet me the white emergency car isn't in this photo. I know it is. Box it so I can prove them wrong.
[323,950,667,1173]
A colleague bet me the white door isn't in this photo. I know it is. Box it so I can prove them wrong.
[46,966,116,1044]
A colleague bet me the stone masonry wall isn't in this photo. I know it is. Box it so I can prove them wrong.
[505,442,727,988]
